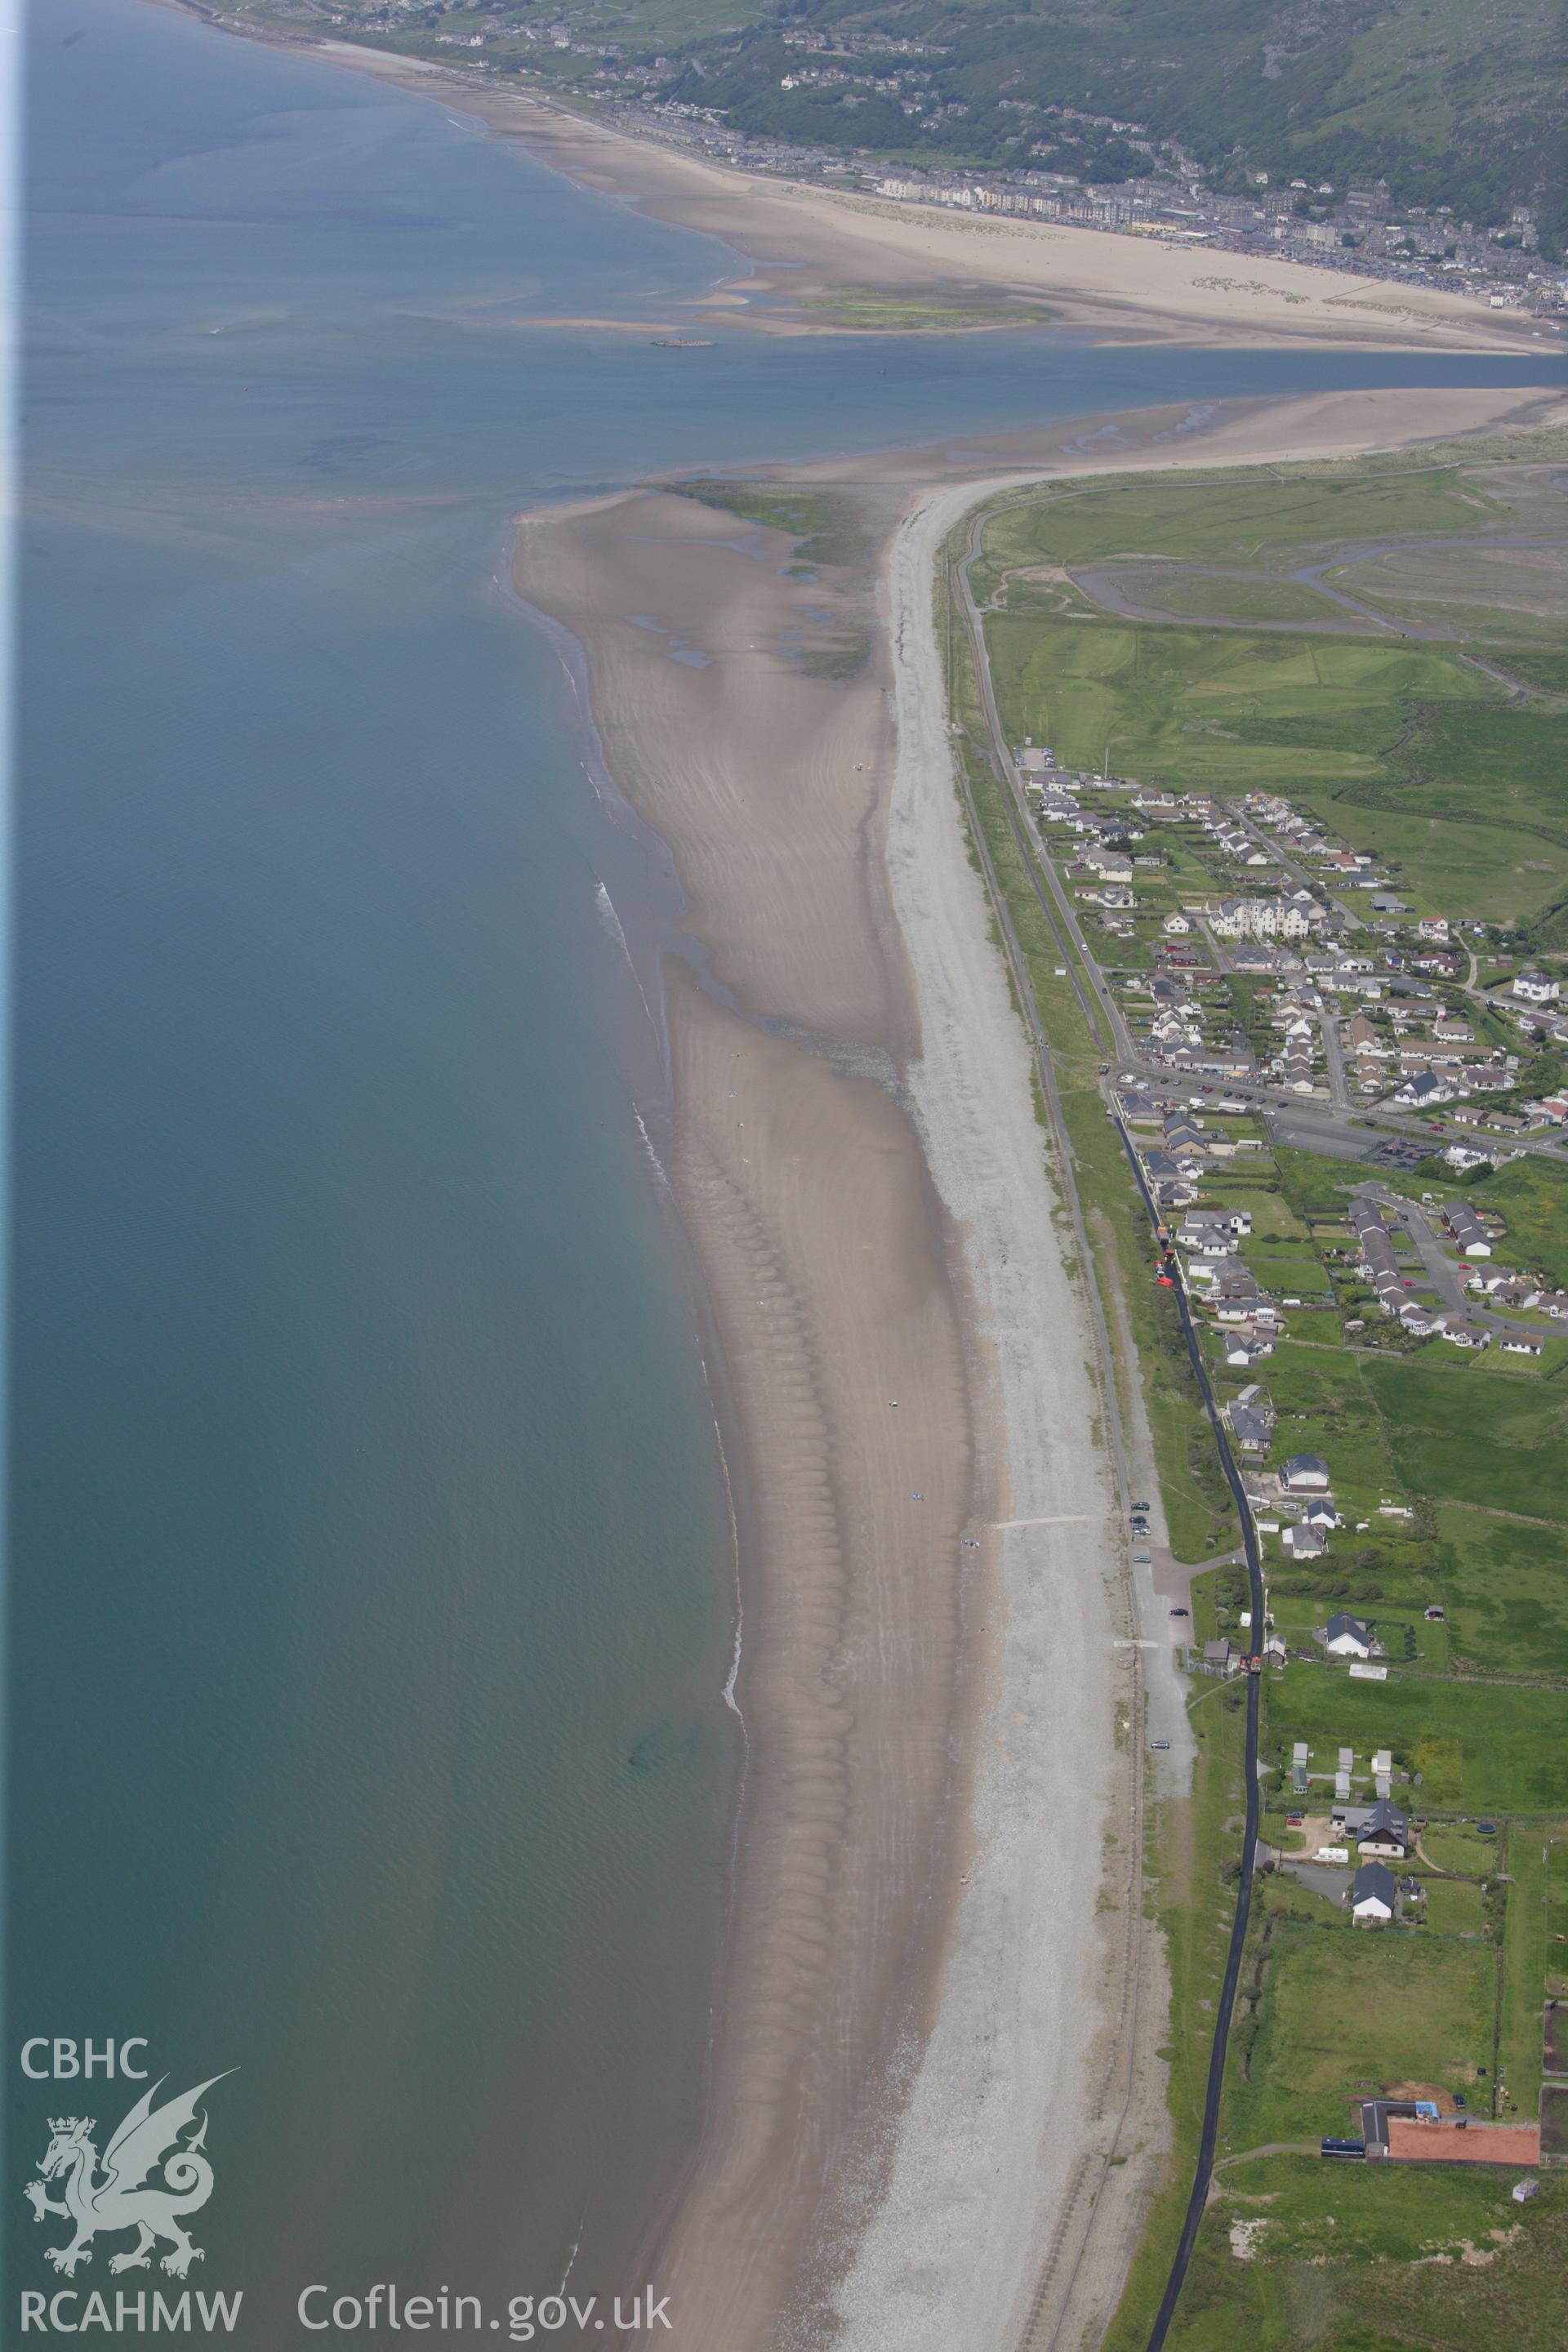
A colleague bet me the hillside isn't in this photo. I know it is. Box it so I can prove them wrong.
[265,0,1566,253]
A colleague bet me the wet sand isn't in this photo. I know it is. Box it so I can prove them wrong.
[514,383,1563,2349]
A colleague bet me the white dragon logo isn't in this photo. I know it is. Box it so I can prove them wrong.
[24,2074,233,2279]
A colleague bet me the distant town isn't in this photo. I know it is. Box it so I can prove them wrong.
[252,2,1567,323]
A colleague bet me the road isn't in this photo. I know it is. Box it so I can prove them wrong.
[1319,1008,1352,1108]
[1115,1123,1267,2352]
[1382,1196,1473,1319]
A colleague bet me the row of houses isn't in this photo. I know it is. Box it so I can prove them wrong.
[1350,1196,1557,1352]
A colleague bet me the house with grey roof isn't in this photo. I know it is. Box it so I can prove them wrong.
[1280,1452,1330,1492]
[1316,1612,1383,1659]
[1351,1861,1397,1926]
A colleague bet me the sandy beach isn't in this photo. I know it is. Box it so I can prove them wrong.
[510,381,1561,2350]
[247,30,1539,356]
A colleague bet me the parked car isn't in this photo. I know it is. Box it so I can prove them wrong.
[1169,1606,1189,1618]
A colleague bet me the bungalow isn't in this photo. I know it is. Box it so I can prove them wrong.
[1441,1321,1491,1350]
[1351,1860,1397,1927]
[1228,1405,1273,1453]
[1282,1522,1326,1560]
[1501,1332,1546,1356]
[1280,1452,1331,1493]
[1319,1611,1380,1659]
[1225,1334,1275,1367]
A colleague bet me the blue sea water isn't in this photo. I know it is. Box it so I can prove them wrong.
[7,0,1561,2332]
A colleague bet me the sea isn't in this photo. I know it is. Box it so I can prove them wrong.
[7,0,1560,2333]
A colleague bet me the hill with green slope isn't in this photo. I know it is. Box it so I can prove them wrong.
[263,0,1566,252]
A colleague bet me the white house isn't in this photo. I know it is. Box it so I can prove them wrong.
[1280,1452,1330,1493]
[1395,1071,1454,1109]
[1281,1522,1326,1560]
[1512,970,1560,1005]
[1162,912,1192,935]
[1441,1321,1491,1349]
[1351,1860,1396,1927]
[1443,1201,1490,1256]
[1319,1611,1379,1659]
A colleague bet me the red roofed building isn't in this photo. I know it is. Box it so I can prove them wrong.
[1385,2117,1541,2166]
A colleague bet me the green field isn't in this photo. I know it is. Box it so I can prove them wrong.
[1437,1506,1568,1677]
[1089,567,1345,626]
[982,470,1505,573]
[1364,1356,1568,1446]
[1164,2157,1568,2352]
[987,612,1496,782]
[1393,1433,1568,1522]
[1360,1355,1568,1523]
[1227,1919,1495,2145]
[1267,1667,1568,1811]
[980,459,1568,925]
[1423,1875,1490,1936]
